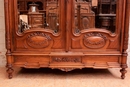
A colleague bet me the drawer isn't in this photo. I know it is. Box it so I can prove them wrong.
[32,17,43,24]
[28,14,44,28]
[82,56,120,68]
[13,56,50,68]
[50,57,82,64]
[82,55,120,63]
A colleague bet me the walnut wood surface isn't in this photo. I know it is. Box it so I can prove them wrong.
[4,0,130,79]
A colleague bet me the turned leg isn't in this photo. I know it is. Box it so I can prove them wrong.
[6,50,14,79]
[6,64,14,79]
[120,52,127,79]
[120,68,127,79]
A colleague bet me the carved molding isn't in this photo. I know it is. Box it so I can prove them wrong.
[6,38,11,49]
[123,37,128,50]
[52,57,81,63]
[83,32,107,49]
[26,32,51,48]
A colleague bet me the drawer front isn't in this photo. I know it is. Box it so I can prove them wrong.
[82,56,120,68]
[49,56,84,72]
[28,14,44,28]
[13,55,121,69]
[50,57,83,65]
[13,56,50,68]
[32,17,43,24]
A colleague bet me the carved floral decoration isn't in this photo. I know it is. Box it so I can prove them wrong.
[52,57,81,63]
[83,32,107,49]
[26,32,51,48]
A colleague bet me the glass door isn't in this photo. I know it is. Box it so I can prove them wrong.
[73,0,117,34]
[17,0,60,34]
[70,0,124,51]
[13,0,66,51]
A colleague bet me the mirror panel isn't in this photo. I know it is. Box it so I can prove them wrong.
[74,0,116,33]
[17,0,60,33]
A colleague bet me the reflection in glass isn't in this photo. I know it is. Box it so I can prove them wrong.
[17,0,59,33]
[74,0,116,33]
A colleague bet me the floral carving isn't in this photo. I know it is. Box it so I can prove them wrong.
[84,33,107,49]
[52,57,81,63]
[26,32,51,48]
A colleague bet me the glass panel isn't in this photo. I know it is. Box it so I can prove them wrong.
[17,0,59,33]
[74,0,116,33]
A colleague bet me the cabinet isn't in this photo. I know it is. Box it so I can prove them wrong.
[4,0,130,79]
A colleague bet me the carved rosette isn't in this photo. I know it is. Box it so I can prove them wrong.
[26,32,51,48]
[83,33,107,49]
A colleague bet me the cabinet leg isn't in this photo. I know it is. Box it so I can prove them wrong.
[120,68,127,79]
[6,64,14,79]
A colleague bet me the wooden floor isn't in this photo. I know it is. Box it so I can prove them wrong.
[0,66,130,87]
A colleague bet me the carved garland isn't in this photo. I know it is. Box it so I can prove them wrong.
[26,32,51,48]
[52,57,81,63]
[84,32,107,49]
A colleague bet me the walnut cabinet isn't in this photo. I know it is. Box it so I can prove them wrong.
[4,0,130,79]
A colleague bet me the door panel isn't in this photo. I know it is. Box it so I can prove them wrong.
[70,0,123,52]
[14,0,66,52]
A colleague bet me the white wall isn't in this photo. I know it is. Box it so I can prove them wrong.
[0,0,130,67]
[0,0,6,67]
[127,21,130,67]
